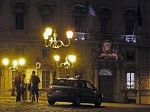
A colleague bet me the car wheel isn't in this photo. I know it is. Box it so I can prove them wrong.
[48,100,55,105]
[73,97,80,106]
[95,97,102,107]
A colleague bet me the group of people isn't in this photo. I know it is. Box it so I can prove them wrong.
[13,70,40,103]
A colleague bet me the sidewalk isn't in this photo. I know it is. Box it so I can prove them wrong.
[1,95,150,109]
[102,103,150,109]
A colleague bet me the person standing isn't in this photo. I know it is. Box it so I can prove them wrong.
[20,74,27,101]
[13,72,22,102]
[30,71,40,103]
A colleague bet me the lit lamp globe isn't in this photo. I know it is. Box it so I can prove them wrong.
[66,31,73,39]
[68,55,76,63]
[43,27,53,40]
[2,58,9,66]
[12,60,18,68]
[19,58,26,66]
[54,55,60,62]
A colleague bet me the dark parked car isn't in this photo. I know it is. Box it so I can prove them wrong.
[47,78,102,107]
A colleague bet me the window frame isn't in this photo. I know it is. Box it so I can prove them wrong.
[38,3,55,27]
[15,12,24,30]
[42,71,50,89]
[123,9,136,35]
[12,2,29,30]
[99,7,112,35]
[71,4,86,32]
[126,72,135,89]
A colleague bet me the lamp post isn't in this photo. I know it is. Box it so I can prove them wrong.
[43,27,73,48]
[53,54,76,77]
[2,58,26,96]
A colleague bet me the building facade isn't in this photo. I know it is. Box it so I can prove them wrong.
[0,0,150,104]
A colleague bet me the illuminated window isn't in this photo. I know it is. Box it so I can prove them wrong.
[127,72,135,89]
[42,71,50,89]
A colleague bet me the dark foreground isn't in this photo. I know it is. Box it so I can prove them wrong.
[0,96,150,112]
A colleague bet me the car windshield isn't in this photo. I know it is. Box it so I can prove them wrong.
[52,79,74,86]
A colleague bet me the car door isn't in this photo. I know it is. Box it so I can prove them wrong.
[81,81,97,102]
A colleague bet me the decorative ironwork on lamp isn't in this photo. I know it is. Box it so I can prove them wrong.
[53,55,76,68]
[43,27,73,48]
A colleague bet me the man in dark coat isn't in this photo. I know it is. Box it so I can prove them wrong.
[30,71,40,103]
[14,72,22,102]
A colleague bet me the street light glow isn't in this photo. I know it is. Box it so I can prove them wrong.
[54,55,60,62]
[19,58,26,65]
[68,55,76,63]
[2,58,9,66]
[12,60,18,67]
[66,31,73,39]
[43,27,53,40]
[2,58,26,69]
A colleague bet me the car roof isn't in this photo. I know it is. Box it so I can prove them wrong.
[55,78,86,81]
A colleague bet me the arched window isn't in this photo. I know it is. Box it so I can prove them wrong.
[99,68,113,76]
[98,7,112,35]
[12,0,29,30]
[71,4,86,32]
[38,2,55,27]
[123,9,136,35]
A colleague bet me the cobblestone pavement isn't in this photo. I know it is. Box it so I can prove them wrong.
[0,96,102,112]
[0,96,150,112]
[0,98,102,112]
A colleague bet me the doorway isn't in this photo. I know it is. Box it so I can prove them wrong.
[98,69,114,102]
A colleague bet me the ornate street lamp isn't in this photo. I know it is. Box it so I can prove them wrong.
[54,55,76,68]
[43,27,73,48]
[54,54,76,76]
[2,58,26,70]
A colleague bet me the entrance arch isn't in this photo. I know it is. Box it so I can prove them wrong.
[98,68,113,102]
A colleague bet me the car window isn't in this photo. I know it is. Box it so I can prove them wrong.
[82,82,88,88]
[65,80,74,86]
[52,79,73,86]
[86,82,94,89]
